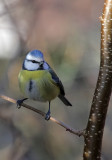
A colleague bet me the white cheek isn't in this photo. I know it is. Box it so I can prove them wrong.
[24,60,39,70]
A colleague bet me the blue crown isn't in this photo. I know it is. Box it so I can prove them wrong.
[30,50,44,58]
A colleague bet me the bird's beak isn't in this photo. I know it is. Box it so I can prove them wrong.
[40,61,44,65]
[39,61,44,69]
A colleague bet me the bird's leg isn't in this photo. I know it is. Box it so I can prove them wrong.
[17,98,28,109]
[45,101,51,120]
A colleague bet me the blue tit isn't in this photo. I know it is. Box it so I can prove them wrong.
[17,50,72,120]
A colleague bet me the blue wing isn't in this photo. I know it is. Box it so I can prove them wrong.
[43,62,65,96]
[43,62,72,106]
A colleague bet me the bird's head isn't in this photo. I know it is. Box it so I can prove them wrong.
[23,50,46,71]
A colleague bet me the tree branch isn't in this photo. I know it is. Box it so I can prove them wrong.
[83,0,112,159]
[0,94,84,137]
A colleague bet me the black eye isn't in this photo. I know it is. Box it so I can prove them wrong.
[32,60,37,63]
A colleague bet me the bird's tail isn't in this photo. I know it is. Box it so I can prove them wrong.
[58,95,72,106]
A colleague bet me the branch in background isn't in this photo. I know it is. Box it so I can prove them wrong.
[2,0,40,46]
[83,0,112,159]
[0,114,28,160]
[0,94,85,137]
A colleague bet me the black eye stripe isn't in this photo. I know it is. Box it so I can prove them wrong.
[32,60,38,63]
[26,59,39,63]
[26,59,44,64]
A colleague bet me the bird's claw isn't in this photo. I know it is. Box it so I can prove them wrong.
[16,98,28,109]
[45,111,51,121]
[17,100,23,109]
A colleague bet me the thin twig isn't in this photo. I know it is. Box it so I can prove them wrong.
[0,94,85,137]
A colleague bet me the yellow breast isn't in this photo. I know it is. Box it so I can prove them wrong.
[18,70,60,102]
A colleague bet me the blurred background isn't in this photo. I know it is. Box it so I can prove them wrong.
[1,0,112,160]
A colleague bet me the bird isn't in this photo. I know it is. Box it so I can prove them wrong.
[17,50,72,120]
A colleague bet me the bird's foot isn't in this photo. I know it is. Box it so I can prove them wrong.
[16,98,28,109]
[45,111,51,121]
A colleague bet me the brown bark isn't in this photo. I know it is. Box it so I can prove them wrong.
[83,0,112,159]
